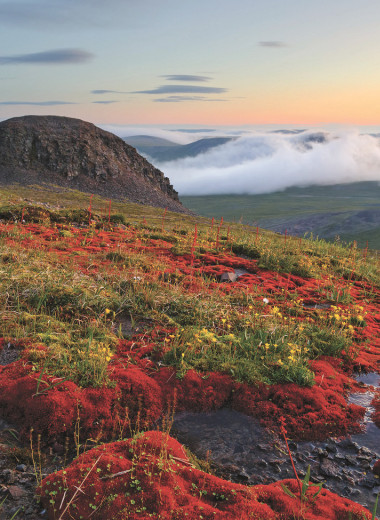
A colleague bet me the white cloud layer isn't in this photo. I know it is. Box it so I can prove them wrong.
[100,125,209,145]
[156,131,380,195]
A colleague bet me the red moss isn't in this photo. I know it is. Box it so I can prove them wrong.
[0,342,366,444]
[38,431,372,520]
[0,354,163,443]
[231,359,365,441]
[154,367,233,412]
[110,366,163,425]
[0,362,79,439]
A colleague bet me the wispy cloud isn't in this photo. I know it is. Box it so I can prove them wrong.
[132,85,228,95]
[160,75,212,82]
[92,89,127,94]
[0,48,94,65]
[0,100,76,105]
[258,41,287,48]
[154,95,227,103]
[92,100,118,104]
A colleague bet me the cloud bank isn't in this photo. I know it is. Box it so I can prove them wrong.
[92,89,127,94]
[92,100,118,104]
[154,95,227,103]
[160,75,212,82]
[0,100,75,105]
[156,131,380,195]
[0,48,93,65]
[132,85,227,94]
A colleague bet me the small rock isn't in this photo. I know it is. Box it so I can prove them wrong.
[338,439,358,451]
[358,446,373,457]
[238,470,250,481]
[345,455,357,465]
[357,455,373,462]
[334,453,345,461]
[325,442,337,454]
[16,464,27,472]
[320,459,341,479]
[220,272,237,283]
[7,485,27,499]
[314,448,328,458]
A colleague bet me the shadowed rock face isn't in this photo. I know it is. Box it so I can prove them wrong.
[0,115,189,213]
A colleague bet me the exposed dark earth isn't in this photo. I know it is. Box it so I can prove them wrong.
[173,372,379,512]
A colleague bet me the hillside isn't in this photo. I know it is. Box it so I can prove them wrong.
[0,184,379,519]
[123,135,235,162]
[0,116,189,214]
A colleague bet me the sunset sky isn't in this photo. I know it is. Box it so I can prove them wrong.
[1,0,380,129]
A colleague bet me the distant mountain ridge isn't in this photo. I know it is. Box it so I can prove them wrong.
[0,116,189,213]
[123,135,236,162]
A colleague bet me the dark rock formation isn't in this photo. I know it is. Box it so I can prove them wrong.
[0,115,189,213]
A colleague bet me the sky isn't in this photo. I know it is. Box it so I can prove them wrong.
[1,0,380,129]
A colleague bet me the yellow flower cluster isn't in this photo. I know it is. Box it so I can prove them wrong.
[77,342,113,363]
[328,304,367,334]
[199,328,219,343]
[258,340,308,369]
[271,306,283,318]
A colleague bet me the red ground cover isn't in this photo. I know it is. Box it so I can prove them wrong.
[1,221,379,518]
[38,430,372,520]
[1,221,378,444]
[0,339,367,443]
[230,359,365,440]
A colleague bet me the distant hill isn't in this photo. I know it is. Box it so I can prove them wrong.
[123,135,236,162]
[123,135,179,148]
[0,116,189,214]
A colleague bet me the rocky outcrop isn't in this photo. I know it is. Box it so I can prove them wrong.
[0,115,188,213]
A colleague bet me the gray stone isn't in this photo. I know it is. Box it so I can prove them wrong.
[7,485,27,499]
[220,272,237,283]
[320,459,341,479]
